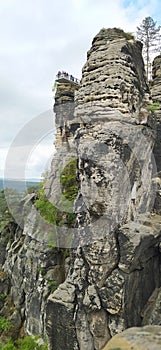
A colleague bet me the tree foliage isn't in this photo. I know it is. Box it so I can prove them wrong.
[60,158,78,201]
[136,16,161,79]
[0,335,48,350]
[35,158,78,228]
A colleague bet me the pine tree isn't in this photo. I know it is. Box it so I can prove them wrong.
[136,16,161,79]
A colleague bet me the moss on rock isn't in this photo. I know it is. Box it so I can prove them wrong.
[60,157,78,201]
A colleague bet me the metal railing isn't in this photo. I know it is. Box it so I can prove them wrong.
[56,71,80,84]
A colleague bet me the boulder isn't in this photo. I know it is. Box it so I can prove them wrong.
[103,325,161,350]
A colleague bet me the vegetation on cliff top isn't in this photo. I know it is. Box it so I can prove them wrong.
[113,28,134,40]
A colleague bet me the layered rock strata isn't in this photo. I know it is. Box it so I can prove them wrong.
[1,27,161,350]
[46,28,161,350]
[74,28,151,124]
[45,79,80,248]
[0,199,66,338]
[151,55,161,214]
[54,81,79,149]
[151,55,161,175]
[0,75,80,340]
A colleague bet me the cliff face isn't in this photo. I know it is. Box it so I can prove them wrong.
[46,29,161,350]
[0,201,66,339]
[1,28,161,350]
[0,73,80,341]
[75,28,150,123]
[151,55,161,175]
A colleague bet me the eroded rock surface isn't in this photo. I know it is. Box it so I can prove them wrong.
[103,325,161,350]
[46,28,161,350]
[0,197,67,338]
[1,27,161,349]
[75,28,151,124]
[151,55,161,176]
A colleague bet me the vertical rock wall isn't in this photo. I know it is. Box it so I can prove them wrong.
[46,29,161,350]
[54,82,78,149]
[0,202,66,338]
[0,78,81,341]
[0,27,161,349]
[44,80,80,248]
[151,55,161,214]
[45,80,79,202]
[151,55,161,174]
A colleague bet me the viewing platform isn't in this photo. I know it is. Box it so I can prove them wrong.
[55,71,80,86]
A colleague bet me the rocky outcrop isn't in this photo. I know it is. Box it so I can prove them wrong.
[1,27,161,350]
[151,55,161,175]
[46,28,161,350]
[151,55,161,215]
[44,76,80,250]
[0,71,80,342]
[0,196,67,339]
[141,284,161,326]
[54,81,79,149]
[74,28,151,124]
[103,325,161,350]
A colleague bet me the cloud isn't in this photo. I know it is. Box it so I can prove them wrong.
[25,140,56,179]
[3,110,55,180]
[122,0,161,25]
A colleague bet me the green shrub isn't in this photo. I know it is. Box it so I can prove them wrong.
[0,317,12,333]
[35,158,78,228]
[147,101,159,111]
[2,345,16,350]
[60,158,78,201]
[1,339,16,350]
[17,336,48,350]
[35,185,58,225]
[35,188,76,227]
[47,280,57,293]
[0,294,7,301]
[0,336,48,350]
[17,336,39,349]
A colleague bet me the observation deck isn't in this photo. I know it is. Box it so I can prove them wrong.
[55,71,80,86]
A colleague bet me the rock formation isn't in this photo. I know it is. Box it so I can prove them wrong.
[46,28,161,350]
[151,55,161,174]
[0,75,80,340]
[103,325,161,350]
[151,55,161,215]
[0,27,161,350]
[0,198,67,338]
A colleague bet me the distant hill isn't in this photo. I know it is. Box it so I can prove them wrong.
[0,178,40,193]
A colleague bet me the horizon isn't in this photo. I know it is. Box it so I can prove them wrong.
[1,177,41,181]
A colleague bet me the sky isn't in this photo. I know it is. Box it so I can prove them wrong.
[1,0,161,180]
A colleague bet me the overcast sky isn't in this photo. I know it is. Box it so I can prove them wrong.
[1,0,161,179]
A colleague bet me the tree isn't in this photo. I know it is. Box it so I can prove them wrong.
[136,16,161,79]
